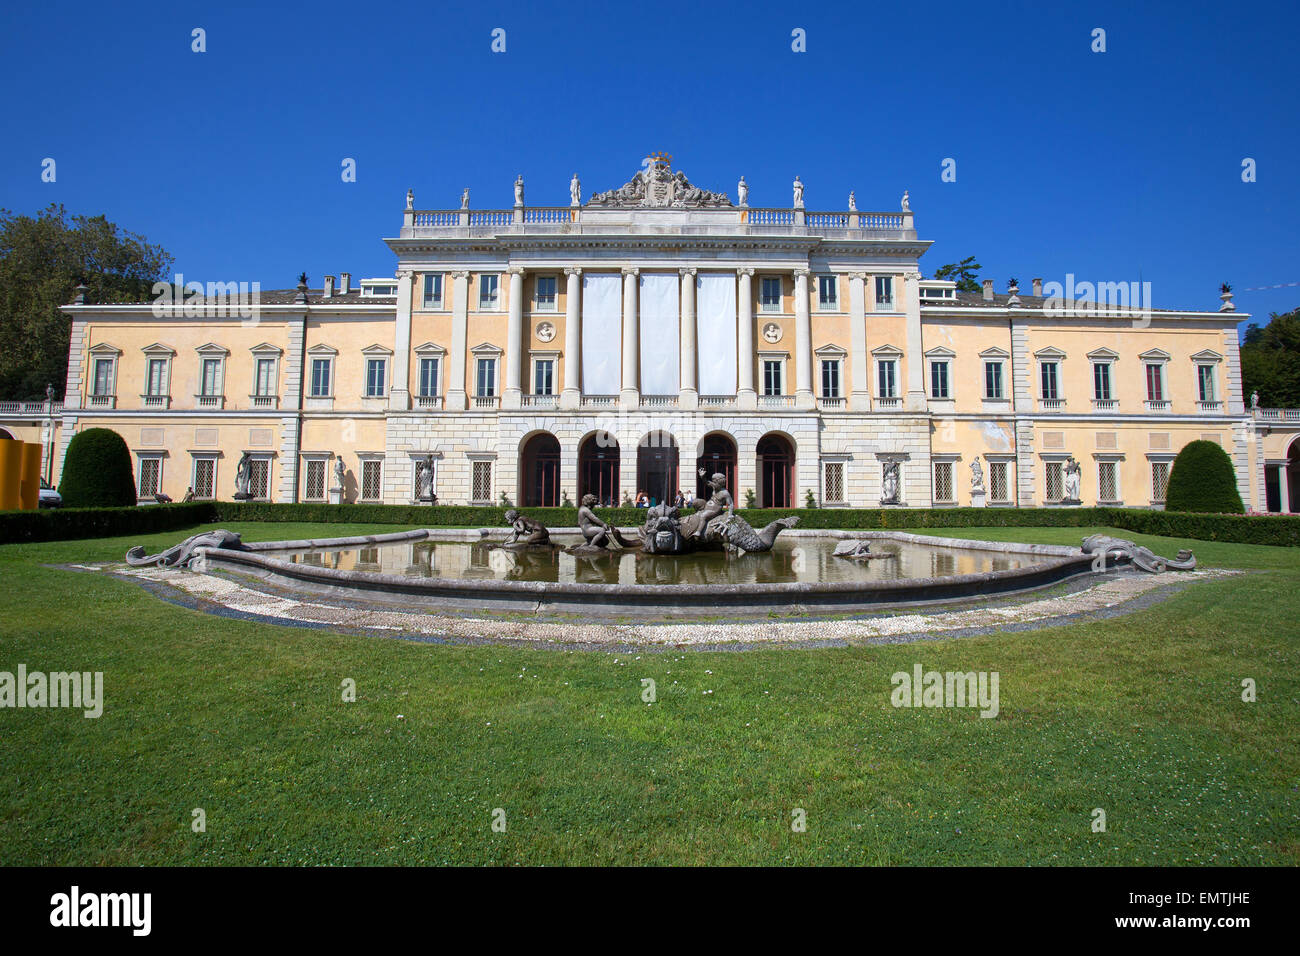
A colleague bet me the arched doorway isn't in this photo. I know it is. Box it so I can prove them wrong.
[636,431,678,507]
[756,433,795,508]
[695,432,737,502]
[0,428,14,441]
[578,432,620,507]
[519,432,560,507]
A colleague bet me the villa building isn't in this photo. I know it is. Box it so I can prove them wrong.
[4,156,1297,512]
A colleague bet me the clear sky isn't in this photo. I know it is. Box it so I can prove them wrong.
[1,0,1296,328]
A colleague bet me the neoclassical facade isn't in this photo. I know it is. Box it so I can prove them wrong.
[29,157,1293,512]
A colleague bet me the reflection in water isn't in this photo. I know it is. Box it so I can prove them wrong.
[285,538,1028,585]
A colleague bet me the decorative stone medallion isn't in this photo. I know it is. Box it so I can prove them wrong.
[762,322,782,344]
[536,321,556,342]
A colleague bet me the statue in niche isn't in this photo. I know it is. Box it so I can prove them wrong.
[881,461,900,504]
[415,455,436,503]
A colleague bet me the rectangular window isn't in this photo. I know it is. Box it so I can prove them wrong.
[138,457,162,498]
[984,361,1004,400]
[1040,362,1059,401]
[1145,364,1164,401]
[471,460,493,503]
[248,458,270,500]
[418,358,440,397]
[877,360,897,398]
[1198,365,1216,402]
[92,359,114,396]
[933,461,954,503]
[817,275,838,310]
[823,461,845,504]
[476,358,496,397]
[762,360,783,396]
[535,275,557,311]
[875,276,894,309]
[192,458,216,500]
[146,359,167,396]
[760,277,782,312]
[361,460,382,501]
[534,359,554,395]
[1152,461,1170,502]
[255,358,276,396]
[820,360,840,398]
[1045,461,1064,503]
[989,461,1009,503]
[1093,363,1112,401]
[365,358,386,397]
[478,274,499,310]
[1098,460,1118,502]
[422,273,443,309]
[304,459,326,501]
[310,359,331,397]
[200,358,222,397]
[930,361,950,399]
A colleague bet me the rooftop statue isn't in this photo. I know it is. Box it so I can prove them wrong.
[587,158,732,208]
[793,176,804,208]
[570,173,581,206]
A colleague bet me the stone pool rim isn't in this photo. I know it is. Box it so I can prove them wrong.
[191,528,1107,616]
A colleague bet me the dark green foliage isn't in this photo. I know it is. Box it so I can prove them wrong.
[1240,307,1300,408]
[933,256,982,293]
[1164,440,1245,514]
[57,428,137,508]
[0,502,214,544]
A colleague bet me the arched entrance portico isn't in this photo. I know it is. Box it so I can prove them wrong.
[695,431,737,502]
[519,432,560,507]
[578,432,620,507]
[636,431,679,507]
[756,433,795,508]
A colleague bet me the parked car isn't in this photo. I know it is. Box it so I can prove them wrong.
[38,478,61,508]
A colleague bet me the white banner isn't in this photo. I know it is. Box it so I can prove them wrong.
[696,273,737,395]
[582,273,622,396]
[639,273,680,395]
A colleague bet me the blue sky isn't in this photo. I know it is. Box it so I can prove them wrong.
[1,0,1296,327]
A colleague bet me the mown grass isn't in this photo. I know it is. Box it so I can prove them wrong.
[0,521,1296,865]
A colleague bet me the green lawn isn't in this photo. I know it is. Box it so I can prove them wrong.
[0,521,1296,865]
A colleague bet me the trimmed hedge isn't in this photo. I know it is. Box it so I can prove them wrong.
[1165,440,1245,513]
[3,501,1299,548]
[58,428,137,508]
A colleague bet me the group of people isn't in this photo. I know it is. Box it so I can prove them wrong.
[634,490,692,509]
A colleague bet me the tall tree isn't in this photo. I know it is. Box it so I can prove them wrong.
[933,256,982,293]
[0,204,173,400]
[1240,307,1300,408]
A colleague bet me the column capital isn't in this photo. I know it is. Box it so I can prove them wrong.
[621,266,640,277]
[563,266,583,277]
[678,267,697,277]
[793,268,811,280]
[848,271,867,281]
[396,269,415,281]
[507,265,526,276]
[450,270,470,280]
[737,267,755,277]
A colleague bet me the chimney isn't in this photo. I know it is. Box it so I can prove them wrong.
[322,275,335,299]
[339,272,351,295]
[982,279,994,301]
[1031,278,1042,297]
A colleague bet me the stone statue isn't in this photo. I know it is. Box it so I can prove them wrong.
[1063,456,1082,503]
[737,176,748,206]
[848,190,857,211]
[570,173,581,206]
[45,383,55,403]
[970,456,985,493]
[460,188,470,210]
[415,454,435,502]
[405,188,414,210]
[881,461,900,504]
[334,457,345,488]
[1251,390,1260,409]
[514,175,524,206]
[793,176,804,208]
[1081,535,1196,573]
[901,190,910,211]
[571,494,634,552]
[831,538,894,560]
[640,473,796,555]
[587,160,732,209]
[501,509,551,548]
[126,530,247,569]
[233,452,253,500]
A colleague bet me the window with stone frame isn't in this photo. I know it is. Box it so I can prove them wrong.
[1040,362,1060,400]
[877,359,897,398]
[760,276,782,312]
[304,459,326,501]
[820,359,841,399]
[930,360,950,400]
[1045,461,1064,502]
[875,276,894,309]
[471,460,493,503]
[361,459,383,501]
[984,361,1004,400]
[1098,460,1119,502]
[534,275,557,311]
[817,275,838,310]
[247,458,270,500]
[988,461,1009,503]
[192,457,216,500]
[1151,461,1171,502]
[422,273,444,309]
[823,461,845,504]
[138,457,162,498]
[365,358,387,398]
[92,357,115,396]
[478,274,500,310]
[933,461,955,503]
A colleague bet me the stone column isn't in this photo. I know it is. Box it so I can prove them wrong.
[679,268,698,410]
[794,269,814,410]
[561,267,582,410]
[1281,463,1293,514]
[737,268,757,410]
[503,266,525,409]
[903,271,926,411]
[447,271,469,410]
[848,272,869,411]
[620,266,640,408]
[389,270,413,410]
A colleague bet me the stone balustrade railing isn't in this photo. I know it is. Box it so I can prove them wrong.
[1255,408,1300,422]
[0,400,64,416]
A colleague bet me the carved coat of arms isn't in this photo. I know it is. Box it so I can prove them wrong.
[588,158,732,209]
